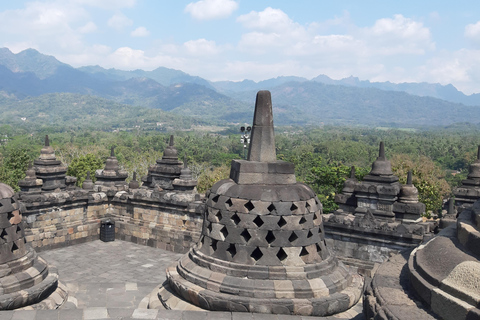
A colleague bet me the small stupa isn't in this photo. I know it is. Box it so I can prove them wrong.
[33,135,67,191]
[18,162,43,194]
[334,166,357,214]
[172,155,197,192]
[142,135,183,190]
[453,145,480,210]
[156,91,363,316]
[393,170,425,221]
[95,147,128,189]
[354,142,401,221]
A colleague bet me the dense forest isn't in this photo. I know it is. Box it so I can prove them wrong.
[0,124,478,216]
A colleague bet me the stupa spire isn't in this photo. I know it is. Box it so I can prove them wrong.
[379,141,385,160]
[247,90,276,162]
[406,170,413,185]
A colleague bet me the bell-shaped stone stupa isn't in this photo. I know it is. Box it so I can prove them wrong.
[157,90,363,316]
[0,183,67,309]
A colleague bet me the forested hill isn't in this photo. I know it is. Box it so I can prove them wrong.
[1,47,480,128]
[0,93,205,132]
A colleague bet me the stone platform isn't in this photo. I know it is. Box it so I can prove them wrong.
[0,240,364,319]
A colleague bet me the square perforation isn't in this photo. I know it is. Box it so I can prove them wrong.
[253,216,264,227]
[266,230,275,244]
[251,247,263,261]
[240,229,251,243]
[244,201,255,211]
[227,244,237,258]
[277,216,287,228]
[231,213,241,225]
[277,248,287,261]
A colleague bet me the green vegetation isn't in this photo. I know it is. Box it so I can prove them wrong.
[0,124,478,215]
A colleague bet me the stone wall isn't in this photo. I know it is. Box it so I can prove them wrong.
[20,189,204,254]
[21,193,107,252]
[323,213,432,275]
[107,191,203,253]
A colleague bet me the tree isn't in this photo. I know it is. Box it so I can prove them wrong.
[391,154,450,213]
[66,154,104,187]
[0,148,32,191]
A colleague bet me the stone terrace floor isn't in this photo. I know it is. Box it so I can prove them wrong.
[0,240,365,320]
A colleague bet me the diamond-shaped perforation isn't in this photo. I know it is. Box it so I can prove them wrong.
[211,239,218,251]
[215,211,223,222]
[0,229,7,240]
[231,213,241,225]
[211,195,220,204]
[267,203,276,212]
[316,243,322,252]
[240,229,251,243]
[313,213,318,221]
[225,198,233,208]
[7,212,14,220]
[227,243,237,258]
[277,216,287,228]
[277,248,287,261]
[251,247,263,261]
[11,242,18,253]
[290,203,298,212]
[220,226,229,240]
[299,217,307,224]
[253,216,264,227]
[300,246,309,257]
[288,231,298,243]
[244,201,255,211]
[307,230,313,238]
[306,202,311,210]
[16,225,21,233]
[266,230,275,244]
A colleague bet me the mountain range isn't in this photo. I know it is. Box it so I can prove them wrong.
[0,47,479,129]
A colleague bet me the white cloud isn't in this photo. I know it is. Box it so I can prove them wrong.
[78,21,97,33]
[183,39,219,55]
[107,12,133,30]
[72,0,137,9]
[237,7,296,33]
[465,21,480,44]
[131,27,150,37]
[185,0,238,20]
[361,14,434,55]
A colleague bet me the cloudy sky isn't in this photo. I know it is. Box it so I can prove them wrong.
[1,0,480,94]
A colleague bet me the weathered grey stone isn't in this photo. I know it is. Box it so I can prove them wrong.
[157,91,363,316]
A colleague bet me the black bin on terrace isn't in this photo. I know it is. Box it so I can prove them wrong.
[100,219,115,242]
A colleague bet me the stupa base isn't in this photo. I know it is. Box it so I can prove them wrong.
[153,263,363,316]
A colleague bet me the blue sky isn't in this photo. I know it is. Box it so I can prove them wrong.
[1,0,480,94]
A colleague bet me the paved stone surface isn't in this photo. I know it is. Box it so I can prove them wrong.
[0,240,364,319]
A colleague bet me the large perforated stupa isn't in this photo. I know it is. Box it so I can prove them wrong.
[155,90,363,316]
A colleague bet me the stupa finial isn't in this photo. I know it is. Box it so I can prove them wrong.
[407,170,413,185]
[45,135,50,147]
[350,166,356,179]
[477,145,480,160]
[379,141,385,159]
[86,171,91,180]
[110,146,115,157]
[169,135,174,147]
[247,90,276,162]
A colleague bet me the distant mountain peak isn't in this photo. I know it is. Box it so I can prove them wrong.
[0,47,68,79]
